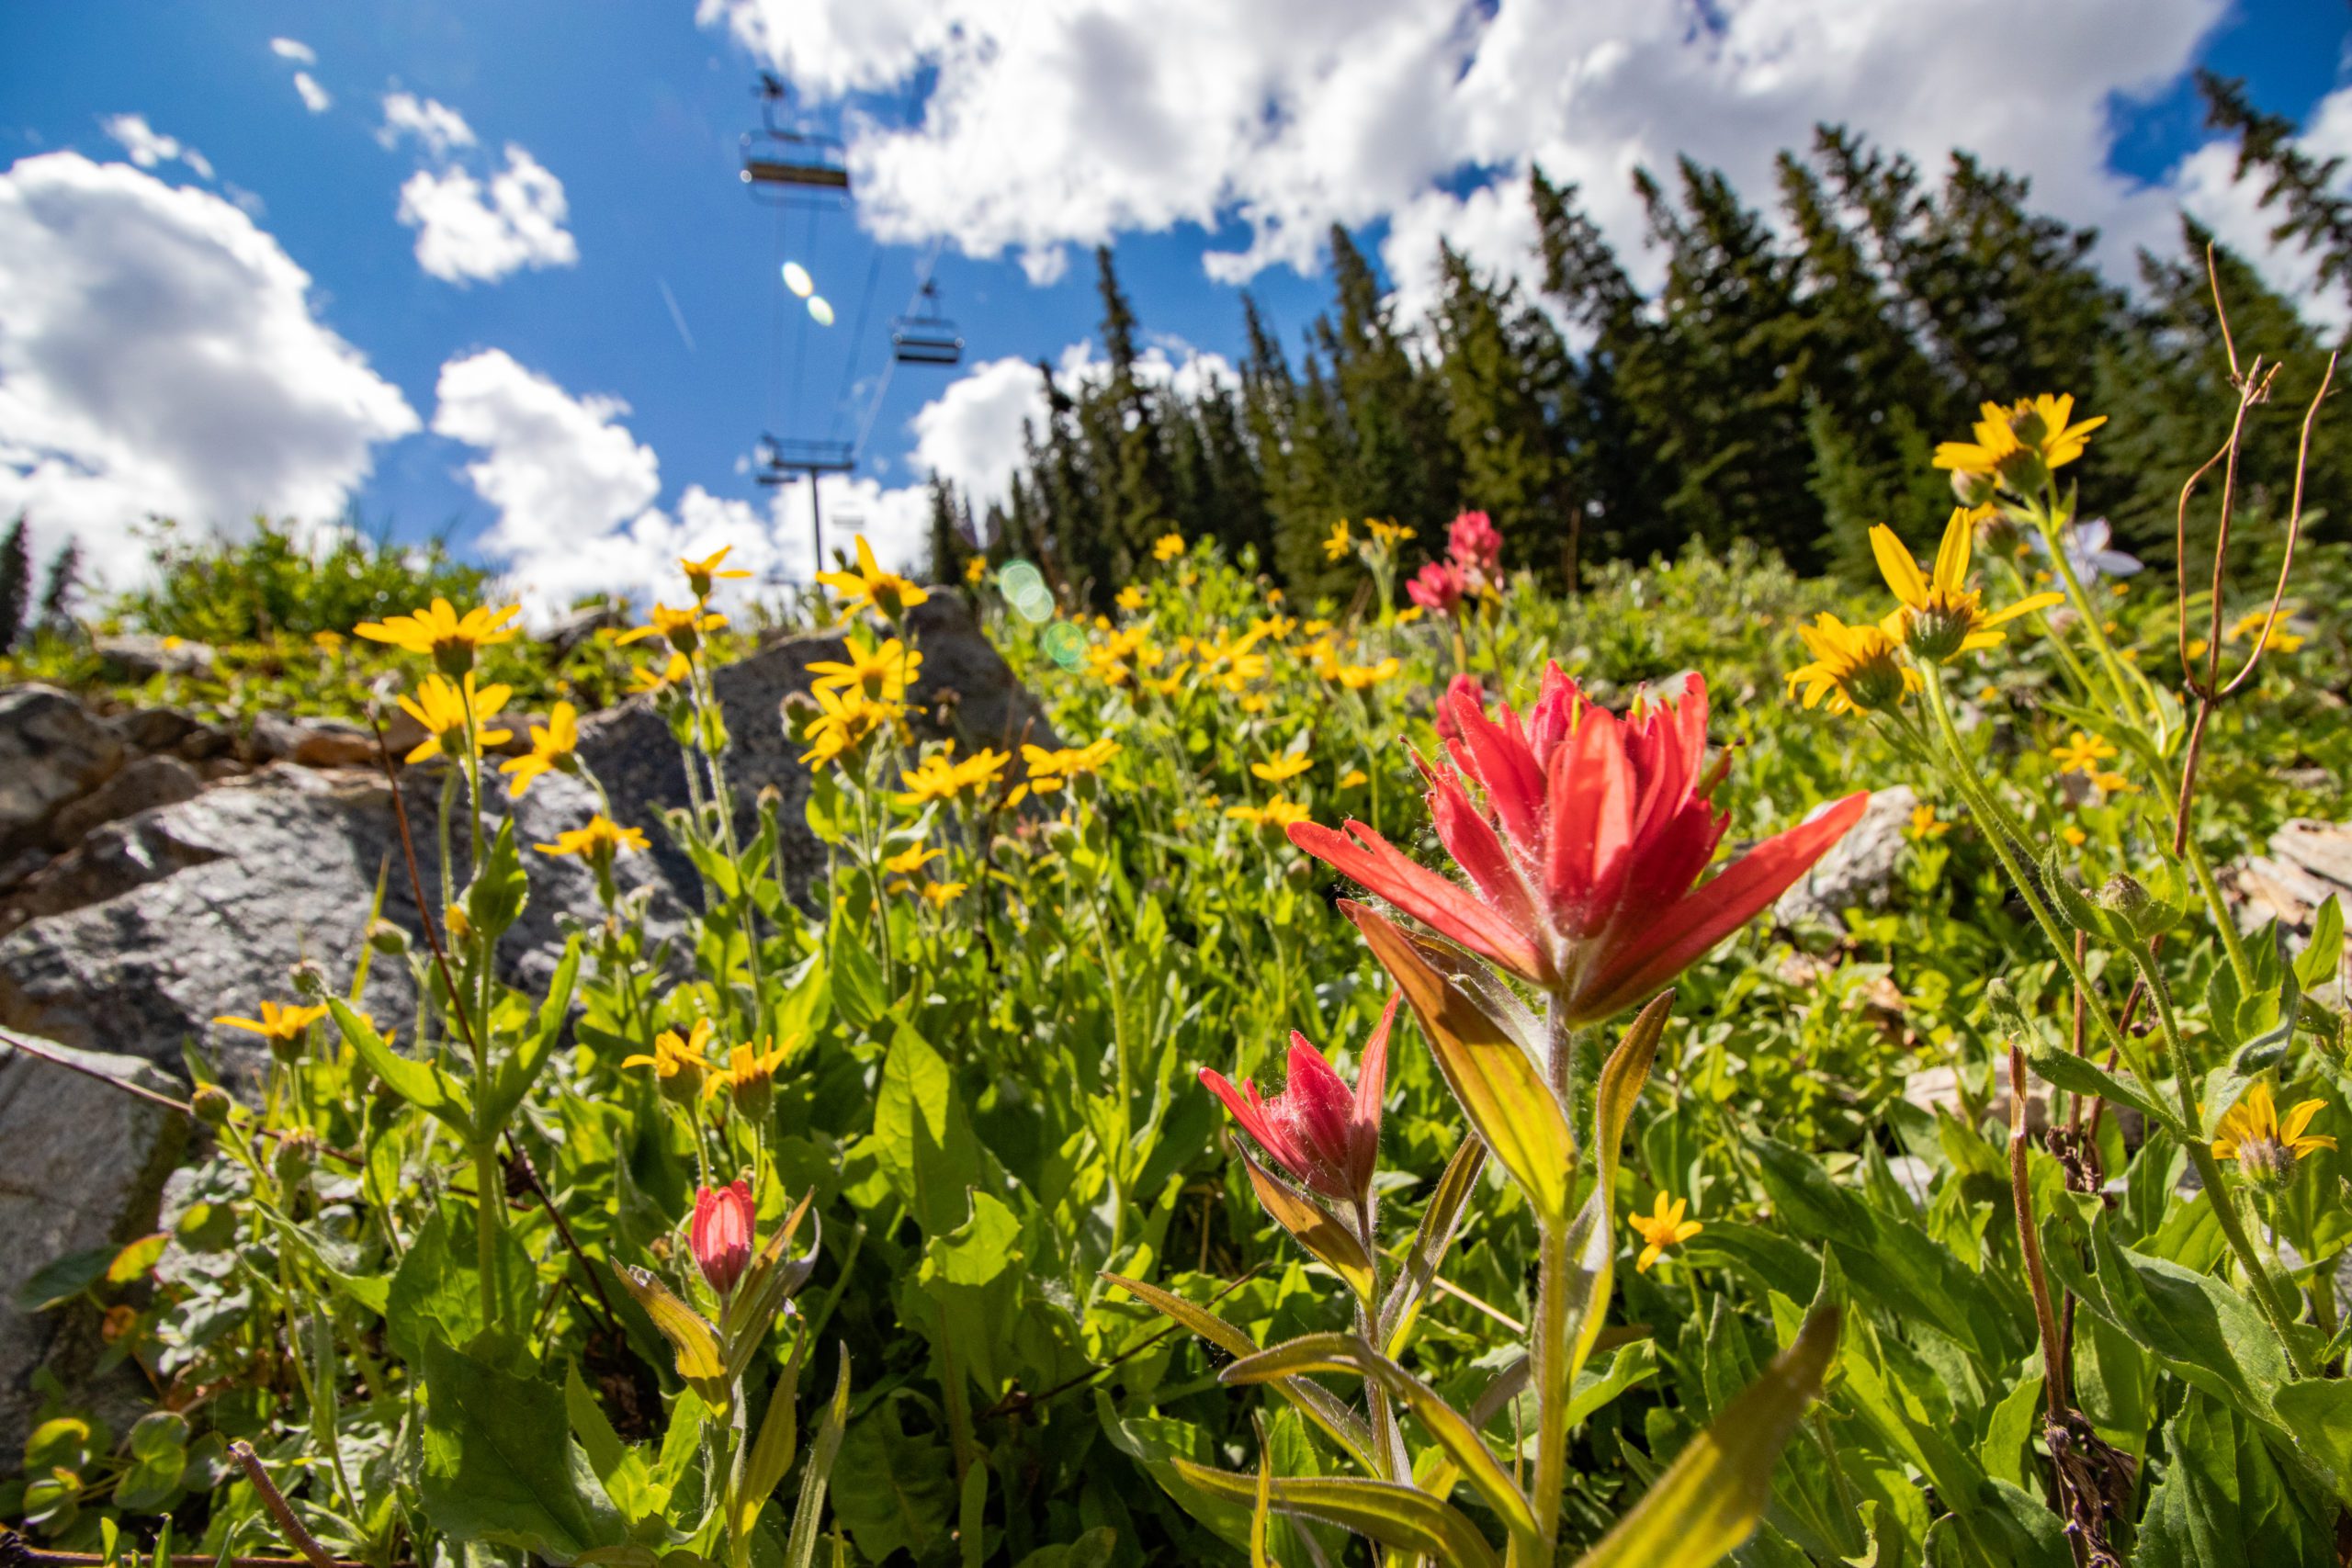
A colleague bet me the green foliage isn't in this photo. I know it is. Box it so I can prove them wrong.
[117,515,489,645]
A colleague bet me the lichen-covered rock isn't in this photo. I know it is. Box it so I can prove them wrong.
[0,685,124,847]
[0,1033,192,1458]
[47,753,203,847]
[94,634,216,682]
[2231,818,2352,939]
[1774,784,1918,929]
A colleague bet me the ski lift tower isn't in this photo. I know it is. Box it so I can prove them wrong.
[755,435,855,572]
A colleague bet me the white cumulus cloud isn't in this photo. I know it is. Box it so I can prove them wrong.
[379,92,476,156]
[701,0,2346,321]
[2170,79,2352,334]
[429,350,932,618]
[397,146,578,285]
[0,152,418,588]
[269,38,317,66]
[293,73,333,114]
[100,114,213,181]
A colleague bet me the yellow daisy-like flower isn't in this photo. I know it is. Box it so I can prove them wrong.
[398,674,514,762]
[797,687,902,769]
[963,554,988,585]
[701,1036,796,1115]
[313,630,345,651]
[1908,804,1948,840]
[882,843,944,877]
[817,536,931,623]
[1364,518,1413,547]
[356,597,521,676]
[1322,520,1352,562]
[1114,584,1147,613]
[2213,1081,2335,1187]
[1339,768,1369,790]
[1226,797,1312,830]
[1627,1192,1703,1273]
[627,651,692,695]
[2088,770,2134,795]
[622,1018,715,1104]
[1151,533,1186,563]
[1932,393,2108,493]
[1007,737,1119,806]
[1871,507,2064,663]
[1785,613,1919,715]
[679,546,752,601]
[1393,605,1425,626]
[213,998,331,1049]
[1250,753,1313,784]
[499,702,580,797]
[2062,825,2087,847]
[2048,730,2118,775]
[2224,609,2306,654]
[535,814,649,863]
[1330,658,1401,691]
[919,879,967,908]
[809,633,921,705]
[618,602,728,656]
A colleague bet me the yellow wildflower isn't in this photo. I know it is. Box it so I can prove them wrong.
[618,602,728,656]
[2224,610,2306,654]
[964,555,988,585]
[919,880,967,908]
[1792,618,1894,705]
[628,651,692,694]
[500,702,580,797]
[1151,533,1186,563]
[1908,804,1948,840]
[1871,508,2064,662]
[356,597,521,676]
[1932,393,2107,494]
[882,843,944,877]
[1226,798,1312,830]
[1339,768,1368,790]
[1364,518,1413,547]
[797,687,901,769]
[213,999,330,1050]
[1250,753,1313,784]
[622,1018,715,1105]
[817,535,931,621]
[702,1036,795,1116]
[397,674,513,762]
[1322,520,1352,562]
[2089,770,2134,795]
[809,634,921,705]
[535,815,649,865]
[1627,1192,1702,1272]
[2213,1081,2334,1187]
[2049,730,2118,775]
[1330,658,1400,691]
[679,546,752,601]
[1115,585,1148,613]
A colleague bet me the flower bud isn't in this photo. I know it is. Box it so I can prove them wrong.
[368,919,410,957]
[689,1179,756,1296]
[191,1082,234,1127]
[1950,468,1997,508]
[2236,1135,2294,1191]
[288,961,329,1001]
[273,1128,320,1188]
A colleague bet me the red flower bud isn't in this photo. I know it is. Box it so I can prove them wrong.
[690,1179,755,1295]
[1447,510,1503,592]
[1407,560,1464,616]
[1201,996,1396,1211]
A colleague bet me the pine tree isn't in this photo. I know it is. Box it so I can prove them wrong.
[0,515,29,651]
[39,539,81,630]
[2199,72,2352,327]
[1430,243,1574,580]
[1088,245,1179,600]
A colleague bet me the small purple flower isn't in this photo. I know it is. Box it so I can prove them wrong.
[2034,517,2141,583]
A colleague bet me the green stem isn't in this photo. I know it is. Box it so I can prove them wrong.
[1527,1219,1573,1555]
[474,1142,503,1330]
[2028,495,2146,732]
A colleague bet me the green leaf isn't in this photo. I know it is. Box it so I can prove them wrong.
[1100,1272,1376,1468]
[15,1247,112,1312]
[2271,1378,2352,1502]
[831,934,888,1033]
[1238,1147,1374,1300]
[384,1203,539,1366]
[332,998,474,1137]
[2294,896,2343,996]
[106,1233,169,1285]
[418,1336,623,1563]
[2139,1393,2339,1567]
[1379,1134,1487,1355]
[870,1021,984,1238]
[1171,1461,1505,1568]
[465,817,530,944]
[563,1363,666,1529]
[831,1395,955,1564]
[478,935,582,1135]
[1349,902,1572,1224]
[1570,1304,1840,1568]
[2020,1035,2175,1133]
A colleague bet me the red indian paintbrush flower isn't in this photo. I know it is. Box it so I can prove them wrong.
[1448,510,1503,592]
[690,1179,756,1295]
[1408,559,1466,616]
[1290,666,1868,1023]
[1200,995,1398,1211]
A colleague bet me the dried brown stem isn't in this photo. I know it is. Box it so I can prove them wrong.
[0,1029,359,1168]
[0,1533,404,1568]
[228,1440,336,1568]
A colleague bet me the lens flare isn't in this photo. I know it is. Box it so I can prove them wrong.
[807,295,835,326]
[782,262,813,298]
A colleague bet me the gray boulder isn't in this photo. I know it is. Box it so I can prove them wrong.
[1775,784,1919,929]
[0,1033,192,1458]
[0,685,124,847]
[94,635,216,682]
[48,753,204,847]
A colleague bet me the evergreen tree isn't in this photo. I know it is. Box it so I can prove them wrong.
[39,539,81,630]
[2199,71,2352,327]
[0,514,29,651]
[1430,243,1575,580]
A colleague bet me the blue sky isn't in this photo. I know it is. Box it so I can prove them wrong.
[1,1,2347,615]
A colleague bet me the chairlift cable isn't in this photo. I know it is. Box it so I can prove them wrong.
[830,247,887,443]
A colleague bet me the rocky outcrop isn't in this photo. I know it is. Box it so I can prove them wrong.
[0,597,1052,1079]
[1,686,126,848]
[0,1033,193,1458]
[1775,784,1919,929]
[2230,818,2352,940]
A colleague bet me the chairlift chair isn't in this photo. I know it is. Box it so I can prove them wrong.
[741,73,851,199]
[754,434,856,487]
[890,279,964,367]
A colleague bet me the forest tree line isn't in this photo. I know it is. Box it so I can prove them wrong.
[923,77,2352,607]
